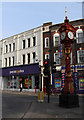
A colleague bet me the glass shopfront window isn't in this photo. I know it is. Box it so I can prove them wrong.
[3,63,40,90]
[7,76,18,89]
[54,78,61,90]
[78,70,84,92]
[7,74,39,90]
[19,76,32,89]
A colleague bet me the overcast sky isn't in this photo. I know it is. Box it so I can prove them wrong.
[1,1,83,40]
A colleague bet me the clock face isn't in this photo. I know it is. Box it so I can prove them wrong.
[61,32,66,40]
[68,31,74,39]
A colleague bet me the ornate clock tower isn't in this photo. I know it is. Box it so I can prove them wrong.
[58,8,79,107]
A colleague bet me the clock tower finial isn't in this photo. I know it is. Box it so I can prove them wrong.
[65,7,67,17]
[64,7,69,23]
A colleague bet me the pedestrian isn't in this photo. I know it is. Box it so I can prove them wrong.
[20,83,23,92]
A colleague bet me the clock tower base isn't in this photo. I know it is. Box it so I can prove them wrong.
[59,94,79,108]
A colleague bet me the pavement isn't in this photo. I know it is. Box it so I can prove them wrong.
[23,101,83,118]
[2,89,84,97]
[1,90,84,119]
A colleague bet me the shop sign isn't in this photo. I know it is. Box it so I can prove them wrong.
[10,69,24,74]
[2,63,40,76]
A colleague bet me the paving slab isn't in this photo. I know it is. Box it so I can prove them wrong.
[24,101,83,118]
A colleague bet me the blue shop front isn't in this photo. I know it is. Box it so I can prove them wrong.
[52,66,84,94]
[2,63,40,90]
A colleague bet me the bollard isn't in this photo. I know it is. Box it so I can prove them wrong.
[38,92,40,102]
[44,86,46,94]
[38,91,44,102]
[40,92,44,102]
[55,87,57,96]
[35,86,36,94]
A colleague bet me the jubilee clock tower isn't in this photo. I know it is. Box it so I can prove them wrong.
[58,8,79,108]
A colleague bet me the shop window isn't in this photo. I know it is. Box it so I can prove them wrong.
[35,75,39,89]
[77,50,84,63]
[13,43,15,51]
[29,76,32,89]
[9,44,11,52]
[28,38,30,47]
[54,52,60,65]
[23,54,25,65]
[23,40,25,49]
[78,70,84,91]
[33,52,36,63]
[53,33,60,47]
[33,37,36,46]
[45,54,49,59]
[28,53,30,64]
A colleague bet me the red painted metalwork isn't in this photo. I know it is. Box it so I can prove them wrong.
[58,16,76,94]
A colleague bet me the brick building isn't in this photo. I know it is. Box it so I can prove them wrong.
[43,19,84,93]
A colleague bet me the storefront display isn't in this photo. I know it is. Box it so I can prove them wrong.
[79,78,84,90]
[2,63,40,90]
[25,78,28,88]
[55,79,61,88]
[53,72,61,92]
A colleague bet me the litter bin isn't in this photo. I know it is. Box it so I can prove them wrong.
[38,91,44,102]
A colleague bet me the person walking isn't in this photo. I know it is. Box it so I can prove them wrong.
[20,83,23,92]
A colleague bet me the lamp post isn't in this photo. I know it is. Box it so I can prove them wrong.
[58,8,79,108]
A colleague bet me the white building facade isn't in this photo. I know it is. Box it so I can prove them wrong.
[1,26,44,91]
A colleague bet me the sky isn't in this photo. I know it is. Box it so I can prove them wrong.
[1,1,84,40]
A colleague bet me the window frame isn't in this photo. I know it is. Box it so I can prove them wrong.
[77,50,84,64]
[9,57,11,66]
[32,52,36,63]
[28,38,30,48]
[45,54,49,59]
[76,29,83,43]
[23,40,25,49]
[53,33,60,47]
[23,54,25,65]
[54,52,60,65]
[28,53,30,64]
[9,44,11,52]
[45,37,49,48]
[33,37,36,46]
[13,43,15,51]
[6,45,8,53]
[12,56,14,66]
[5,58,7,67]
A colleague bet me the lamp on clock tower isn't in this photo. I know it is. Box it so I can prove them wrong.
[58,8,79,108]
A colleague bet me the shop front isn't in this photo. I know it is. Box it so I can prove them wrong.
[2,63,40,90]
[52,71,61,93]
[78,70,84,94]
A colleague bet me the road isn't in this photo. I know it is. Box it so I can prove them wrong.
[2,91,84,119]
